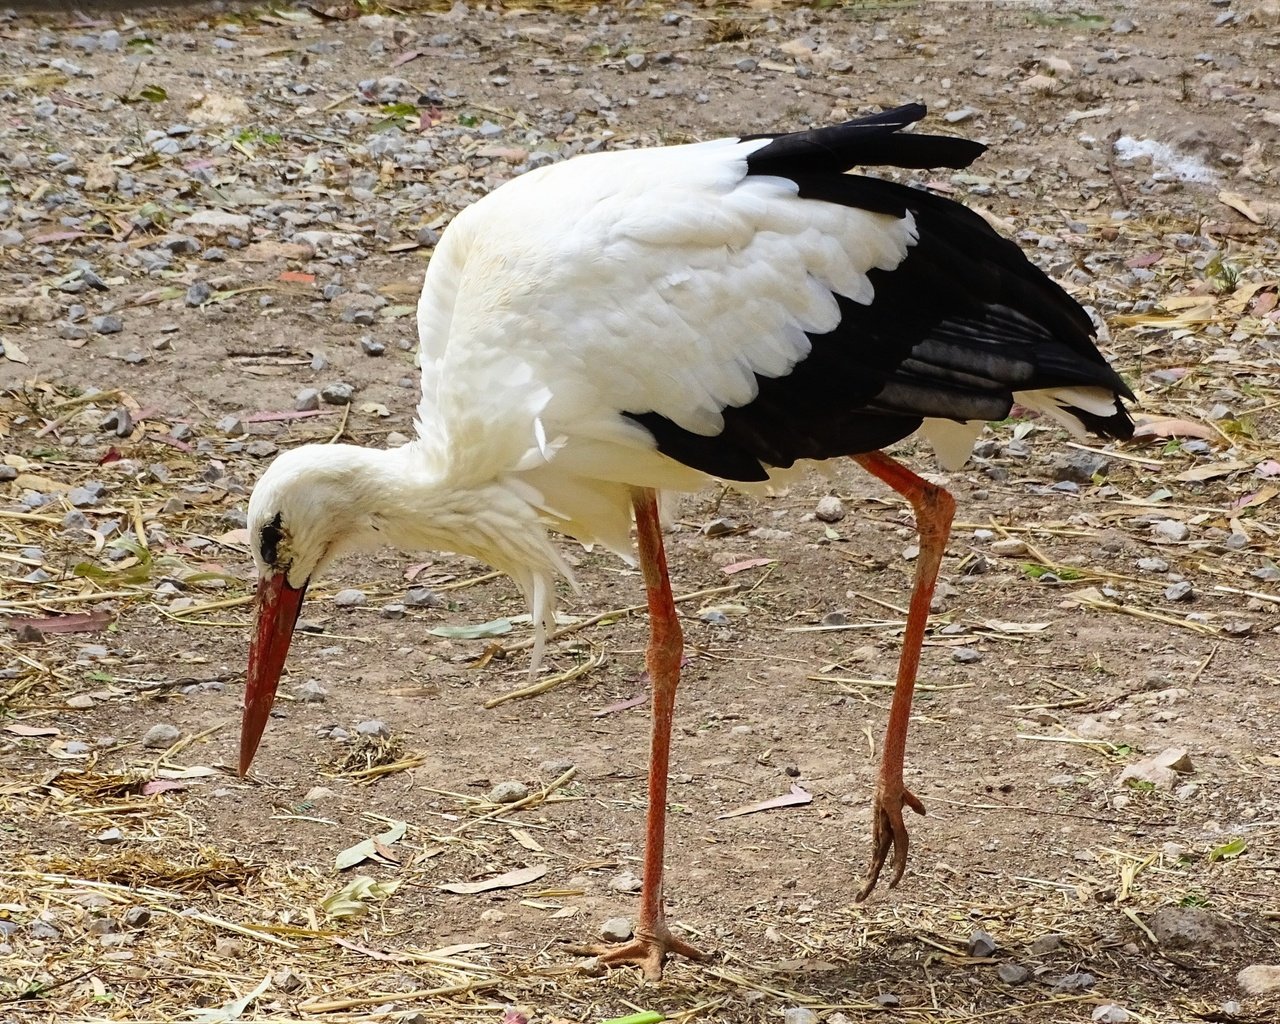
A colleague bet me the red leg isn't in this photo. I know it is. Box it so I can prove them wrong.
[572,487,708,979]
[850,451,955,901]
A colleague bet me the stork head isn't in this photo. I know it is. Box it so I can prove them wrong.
[239,444,391,776]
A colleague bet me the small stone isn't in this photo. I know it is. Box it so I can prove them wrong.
[123,907,151,927]
[1029,933,1065,955]
[872,995,900,1008]
[1137,557,1169,573]
[735,57,758,72]
[1163,581,1194,602]
[381,603,406,619]
[142,723,181,749]
[624,52,646,71]
[1092,1005,1130,1023]
[216,415,245,436]
[968,928,998,957]
[540,758,574,776]
[1237,965,1280,995]
[304,786,337,802]
[68,486,101,508]
[1151,520,1190,543]
[321,382,355,405]
[91,314,123,334]
[821,611,848,627]
[991,538,1028,557]
[609,870,643,893]
[1111,17,1136,34]
[1050,450,1108,483]
[355,719,390,738]
[296,679,328,703]
[273,968,304,993]
[29,919,61,940]
[600,916,634,942]
[87,917,120,936]
[295,388,320,412]
[97,827,124,844]
[1054,971,1096,993]
[66,693,95,710]
[185,282,212,307]
[214,937,242,958]
[997,963,1031,984]
[1149,906,1238,950]
[782,1010,819,1024]
[815,496,845,522]
[952,647,983,664]
[334,588,367,608]
[488,780,529,804]
[405,587,443,608]
[359,336,385,356]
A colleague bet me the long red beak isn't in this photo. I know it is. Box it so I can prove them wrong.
[239,572,307,776]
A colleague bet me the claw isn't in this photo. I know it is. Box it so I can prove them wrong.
[566,922,710,982]
[855,782,925,903]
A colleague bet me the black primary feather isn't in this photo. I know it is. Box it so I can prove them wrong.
[625,105,1134,482]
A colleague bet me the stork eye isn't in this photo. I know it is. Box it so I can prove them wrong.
[258,513,285,567]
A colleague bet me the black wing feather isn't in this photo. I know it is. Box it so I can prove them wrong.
[624,106,1134,482]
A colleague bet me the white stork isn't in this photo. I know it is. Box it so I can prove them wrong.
[238,104,1134,979]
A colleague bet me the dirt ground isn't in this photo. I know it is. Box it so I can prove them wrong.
[2,2,1279,1023]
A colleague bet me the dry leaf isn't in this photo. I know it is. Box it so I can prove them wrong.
[2,339,29,363]
[10,611,113,634]
[4,723,61,737]
[1174,461,1253,483]
[717,784,812,820]
[1218,190,1263,224]
[335,820,408,871]
[721,557,775,575]
[438,864,547,894]
[1131,416,1217,441]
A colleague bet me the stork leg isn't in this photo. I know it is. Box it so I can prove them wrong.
[850,450,955,901]
[571,487,708,980]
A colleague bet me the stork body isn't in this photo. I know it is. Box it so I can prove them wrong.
[241,105,1134,979]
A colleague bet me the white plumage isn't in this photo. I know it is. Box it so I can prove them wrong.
[237,105,1134,979]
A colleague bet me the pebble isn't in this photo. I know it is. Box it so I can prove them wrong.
[814,495,845,522]
[1237,964,1280,995]
[821,611,848,627]
[1092,1006,1130,1023]
[968,929,998,957]
[216,415,245,436]
[1163,581,1194,602]
[359,336,385,356]
[990,538,1028,557]
[1029,933,1065,955]
[1118,747,1194,790]
[609,870,643,893]
[66,693,95,710]
[782,1010,819,1024]
[67,486,101,508]
[1149,906,1238,950]
[334,588,367,608]
[355,719,390,738]
[1053,971,1096,992]
[116,907,151,929]
[295,388,321,412]
[91,314,124,334]
[296,679,328,703]
[599,916,634,942]
[142,723,181,749]
[185,282,212,307]
[1151,520,1190,543]
[1137,557,1169,573]
[625,52,646,71]
[381,603,406,619]
[87,917,120,937]
[997,962,1031,984]
[488,780,529,804]
[952,647,983,664]
[1050,450,1108,484]
[273,968,304,993]
[28,920,61,940]
[96,827,124,844]
[540,758,574,776]
[405,587,444,608]
[321,382,355,405]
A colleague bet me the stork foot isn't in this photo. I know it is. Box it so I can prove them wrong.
[568,922,710,982]
[855,779,926,902]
